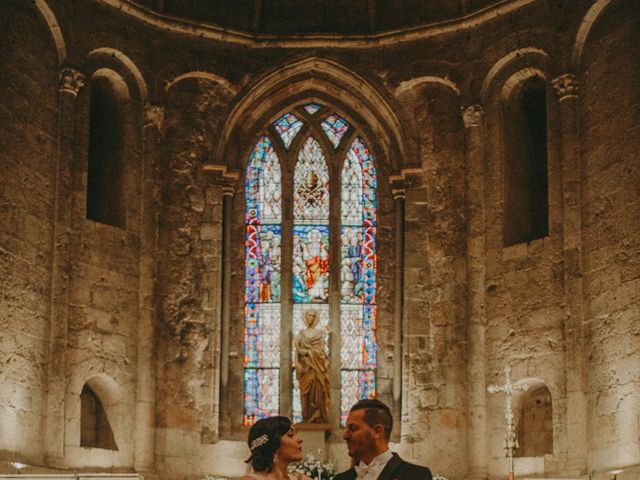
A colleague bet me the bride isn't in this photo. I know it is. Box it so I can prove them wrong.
[241,416,312,480]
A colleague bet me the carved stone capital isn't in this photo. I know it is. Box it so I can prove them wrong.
[59,68,85,96]
[389,167,423,198]
[462,105,484,129]
[203,163,241,195]
[144,104,165,131]
[391,188,406,200]
[552,73,578,99]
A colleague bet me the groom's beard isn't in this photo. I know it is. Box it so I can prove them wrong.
[351,454,360,467]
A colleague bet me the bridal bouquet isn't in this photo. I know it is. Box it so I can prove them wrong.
[288,451,335,480]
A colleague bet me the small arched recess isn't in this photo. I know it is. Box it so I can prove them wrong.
[515,383,553,457]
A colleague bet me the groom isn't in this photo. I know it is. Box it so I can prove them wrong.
[334,399,432,480]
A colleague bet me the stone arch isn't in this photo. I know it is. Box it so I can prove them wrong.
[501,70,550,246]
[64,362,134,467]
[85,48,148,104]
[77,50,147,232]
[394,75,462,97]
[571,0,619,70]
[80,375,120,450]
[392,75,464,169]
[480,49,553,248]
[512,379,554,458]
[85,68,130,228]
[165,71,237,96]
[480,48,550,105]
[33,0,66,66]
[217,56,406,174]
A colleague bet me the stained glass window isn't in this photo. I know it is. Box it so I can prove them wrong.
[340,137,377,425]
[244,136,282,425]
[292,137,331,419]
[321,114,350,149]
[243,111,378,429]
[273,112,303,149]
[304,103,322,115]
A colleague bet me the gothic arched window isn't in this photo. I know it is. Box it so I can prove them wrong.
[243,104,377,426]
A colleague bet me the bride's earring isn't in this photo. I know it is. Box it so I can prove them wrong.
[273,453,280,465]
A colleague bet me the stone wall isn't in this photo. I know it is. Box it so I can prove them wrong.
[0,1,638,479]
[579,0,640,471]
[155,77,230,477]
[0,1,59,464]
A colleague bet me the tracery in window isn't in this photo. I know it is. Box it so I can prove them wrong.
[321,114,350,149]
[303,103,322,115]
[273,112,303,149]
[243,106,377,427]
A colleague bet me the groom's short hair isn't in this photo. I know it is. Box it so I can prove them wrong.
[350,399,393,440]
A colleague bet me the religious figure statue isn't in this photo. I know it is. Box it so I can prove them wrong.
[294,309,331,423]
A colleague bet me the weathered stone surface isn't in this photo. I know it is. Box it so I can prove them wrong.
[1,1,639,479]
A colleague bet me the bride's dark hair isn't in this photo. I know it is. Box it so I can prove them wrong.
[246,416,292,472]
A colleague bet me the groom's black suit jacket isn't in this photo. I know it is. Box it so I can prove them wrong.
[333,453,432,480]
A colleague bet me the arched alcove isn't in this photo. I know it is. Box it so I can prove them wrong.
[64,369,133,468]
[502,75,549,246]
[515,385,553,457]
[86,69,129,228]
[80,383,118,450]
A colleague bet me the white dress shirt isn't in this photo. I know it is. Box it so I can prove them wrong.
[353,449,394,480]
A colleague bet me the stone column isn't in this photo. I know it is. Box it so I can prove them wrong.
[133,104,163,472]
[390,182,406,439]
[201,164,240,435]
[463,104,488,480]
[44,67,85,464]
[328,162,343,432]
[552,73,587,474]
[390,167,423,439]
[218,183,235,430]
[279,164,294,419]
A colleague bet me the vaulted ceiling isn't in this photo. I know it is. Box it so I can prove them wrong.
[129,0,509,36]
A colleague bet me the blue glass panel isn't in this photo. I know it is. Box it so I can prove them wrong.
[273,112,303,149]
[303,103,322,115]
[339,137,378,425]
[246,136,281,224]
[245,136,282,424]
[321,114,350,148]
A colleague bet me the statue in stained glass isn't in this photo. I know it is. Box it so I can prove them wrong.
[243,110,379,428]
[294,309,331,423]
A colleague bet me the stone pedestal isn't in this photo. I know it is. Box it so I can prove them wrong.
[296,422,331,461]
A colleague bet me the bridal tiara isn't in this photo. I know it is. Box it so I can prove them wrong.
[250,434,269,451]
